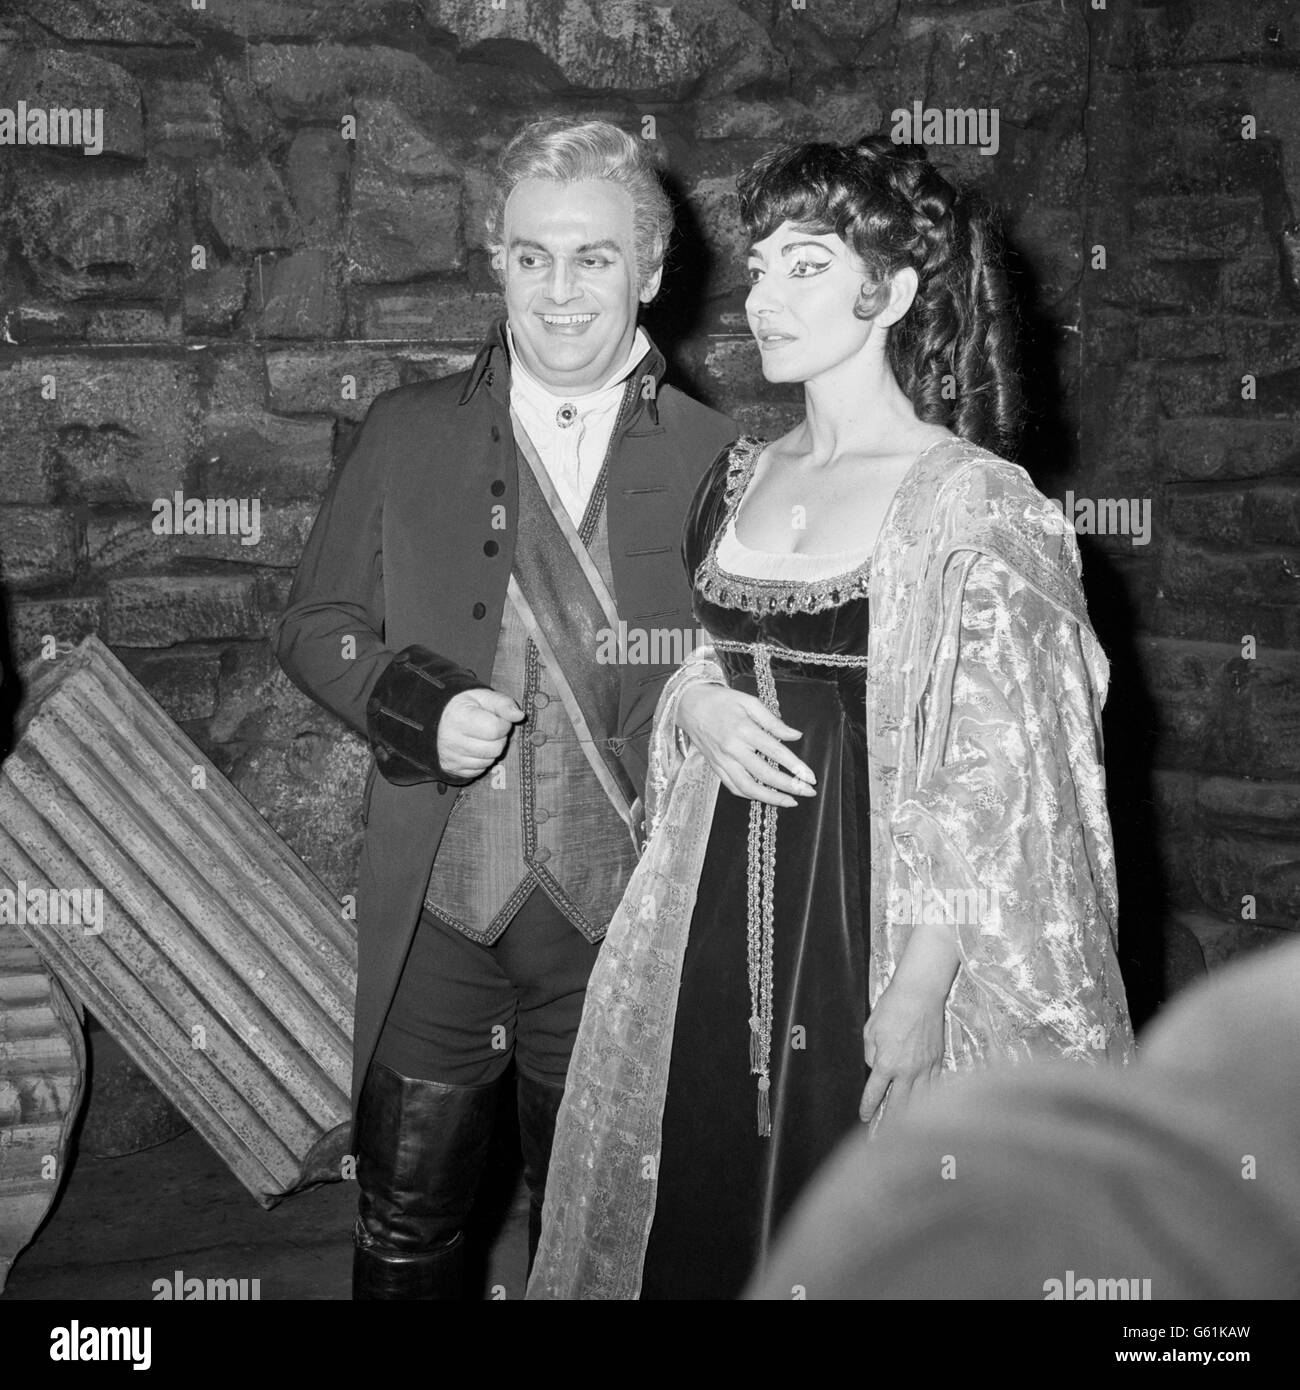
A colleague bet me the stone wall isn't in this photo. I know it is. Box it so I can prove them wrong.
[0,1,1295,1013]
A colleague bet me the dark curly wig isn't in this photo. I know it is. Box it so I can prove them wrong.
[736,136,1023,459]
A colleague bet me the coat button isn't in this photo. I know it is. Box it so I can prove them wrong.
[472,602,486,619]
[535,808,549,823]
[437,781,448,794]
[491,480,505,497]
[530,730,547,746]
[533,847,551,864]
[491,425,501,442]
[484,540,499,557]
[485,369,495,386]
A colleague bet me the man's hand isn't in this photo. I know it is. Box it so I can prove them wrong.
[437,688,525,779]
[675,683,816,807]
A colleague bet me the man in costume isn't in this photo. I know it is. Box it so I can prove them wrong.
[275,119,735,1299]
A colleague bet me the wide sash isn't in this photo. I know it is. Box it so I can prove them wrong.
[508,410,640,842]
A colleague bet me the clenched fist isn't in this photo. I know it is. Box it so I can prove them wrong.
[437,687,525,779]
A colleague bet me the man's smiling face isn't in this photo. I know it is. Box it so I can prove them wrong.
[498,177,660,396]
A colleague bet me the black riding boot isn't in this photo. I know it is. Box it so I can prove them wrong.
[352,1060,499,1300]
[517,1071,566,1275]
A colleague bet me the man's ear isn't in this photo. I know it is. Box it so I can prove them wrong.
[639,263,664,305]
[874,265,920,328]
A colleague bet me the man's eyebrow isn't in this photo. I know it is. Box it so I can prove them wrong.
[747,239,837,258]
[507,237,624,255]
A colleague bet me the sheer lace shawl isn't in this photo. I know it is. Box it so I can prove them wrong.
[527,438,1135,1300]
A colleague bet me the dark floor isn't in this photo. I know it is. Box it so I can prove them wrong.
[2,1085,531,1302]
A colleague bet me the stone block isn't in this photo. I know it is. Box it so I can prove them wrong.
[1165,486,1247,546]
[87,500,317,574]
[1010,207,1083,308]
[0,506,79,589]
[1138,636,1300,778]
[1158,536,1300,609]
[1248,482,1300,546]
[349,283,501,341]
[9,596,106,665]
[424,0,785,100]
[346,98,463,283]
[142,78,223,156]
[199,351,336,501]
[903,0,1086,124]
[257,250,344,340]
[1158,418,1300,482]
[200,157,302,256]
[1149,597,1300,652]
[1136,317,1226,361]
[0,353,196,505]
[183,263,249,336]
[243,43,451,126]
[286,128,351,246]
[1132,195,1265,262]
[265,348,403,419]
[1126,0,1300,68]
[201,412,336,505]
[16,0,197,46]
[1098,258,1218,315]
[116,645,224,725]
[10,166,180,300]
[105,575,267,647]
[182,0,417,41]
[0,47,144,159]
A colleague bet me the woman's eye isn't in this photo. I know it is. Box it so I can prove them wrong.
[746,266,763,283]
[790,259,829,277]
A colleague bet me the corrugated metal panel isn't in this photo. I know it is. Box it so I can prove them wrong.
[0,635,356,1206]
[0,923,85,1294]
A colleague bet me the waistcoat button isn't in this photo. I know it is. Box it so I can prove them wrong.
[484,540,499,556]
[491,480,505,497]
[472,602,486,619]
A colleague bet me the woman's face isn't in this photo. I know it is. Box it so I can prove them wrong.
[744,220,877,385]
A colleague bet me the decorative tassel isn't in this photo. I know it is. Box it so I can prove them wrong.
[711,637,874,1142]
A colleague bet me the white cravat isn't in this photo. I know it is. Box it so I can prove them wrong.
[506,324,651,527]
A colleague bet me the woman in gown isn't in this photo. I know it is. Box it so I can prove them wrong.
[527,137,1134,1301]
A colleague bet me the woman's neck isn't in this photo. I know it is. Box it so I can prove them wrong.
[797,347,940,464]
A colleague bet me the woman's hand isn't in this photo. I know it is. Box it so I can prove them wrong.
[674,682,816,807]
[860,914,962,1127]
[859,979,946,1129]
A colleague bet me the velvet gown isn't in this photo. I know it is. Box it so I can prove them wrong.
[639,438,873,1301]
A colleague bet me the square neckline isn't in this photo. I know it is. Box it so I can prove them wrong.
[712,432,956,589]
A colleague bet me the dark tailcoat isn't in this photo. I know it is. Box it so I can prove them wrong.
[274,320,737,1117]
